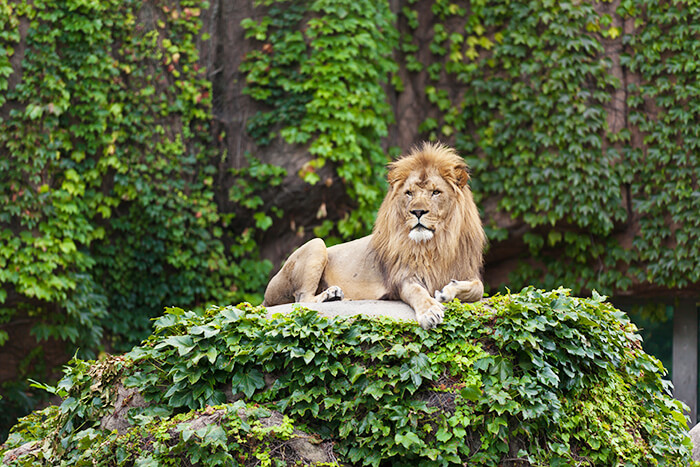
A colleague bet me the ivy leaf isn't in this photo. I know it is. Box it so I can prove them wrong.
[364,381,391,400]
[435,426,453,442]
[189,325,220,338]
[459,381,482,402]
[347,365,365,384]
[231,368,265,398]
[156,335,196,356]
[394,431,423,449]
[221,308,245,323]
[303,349,315,364]
[205,347,218,364]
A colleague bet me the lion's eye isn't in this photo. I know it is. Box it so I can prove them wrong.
[432,190,441,196]
[405,190,413,197]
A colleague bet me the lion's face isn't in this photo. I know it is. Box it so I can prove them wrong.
[394,172,455,243]
[371,142,485,295]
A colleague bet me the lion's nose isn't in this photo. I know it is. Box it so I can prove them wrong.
[411,209,429,219]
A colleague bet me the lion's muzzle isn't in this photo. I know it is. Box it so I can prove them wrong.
[409,224,434,242]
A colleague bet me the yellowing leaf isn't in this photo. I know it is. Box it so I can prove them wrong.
[586,21,600,32]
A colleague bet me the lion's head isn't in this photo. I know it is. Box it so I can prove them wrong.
[371,142,486,295]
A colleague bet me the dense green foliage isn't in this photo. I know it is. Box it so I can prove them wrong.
[432,0,629,291]
[2,0,699,447]
[241,0,700,293]
[1,289,693,465]
[392,0,700,292]
[241,0,399,238]
[622,1,700,287]
[0,0,284,427]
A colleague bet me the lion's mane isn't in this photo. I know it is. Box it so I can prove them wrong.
[370,142,486,296]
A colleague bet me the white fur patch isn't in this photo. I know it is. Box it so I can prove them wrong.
[409,228,434,243]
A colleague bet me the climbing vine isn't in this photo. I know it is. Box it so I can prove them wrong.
[397,0,631,293]
[0,0,282,434]
[394,0,700,295]
[0,289,693,465]
[239,0,700,295]
[622,0,700,288]
[2,0,699,446]
[240,0,399,237]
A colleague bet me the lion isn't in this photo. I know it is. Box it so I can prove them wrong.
[262,142,486,329]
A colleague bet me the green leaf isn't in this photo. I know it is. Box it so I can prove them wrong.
[231,369,265,398]
[435,426,452,442]
[157,335,196,356]
[347,365,365,384]
[190,325,220,338]
[303,349,315,364]
[205,347,218,364]
[459,381,482,402]
[395,431,423,449]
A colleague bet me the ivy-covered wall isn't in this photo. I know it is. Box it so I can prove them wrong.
[439,0,700,294]
[1,0,699,441]
[238,0,700,297]
[0,0,283,430]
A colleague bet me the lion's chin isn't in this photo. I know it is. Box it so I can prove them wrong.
[408,227,434,243]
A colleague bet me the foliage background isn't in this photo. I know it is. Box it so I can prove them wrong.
[1,0,699,441]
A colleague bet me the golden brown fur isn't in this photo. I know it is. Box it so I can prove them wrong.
[263,142,486,329]
[371,142,485,298]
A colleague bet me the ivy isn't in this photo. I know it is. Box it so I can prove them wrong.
[2,401,321,466]
[240,0,399,237]
[236,0,700,295]
[1,289,693,465]
[3,0,700,448]
[392,0,699,295]
[0,0,283,434]
[621,1,700,288]
[397,0,630,293]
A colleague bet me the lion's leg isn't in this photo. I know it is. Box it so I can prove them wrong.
[434,279,484,303]
[399,281,444,330]
[263,238,344,306]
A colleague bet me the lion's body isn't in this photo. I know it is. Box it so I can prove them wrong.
[263,142,487,329]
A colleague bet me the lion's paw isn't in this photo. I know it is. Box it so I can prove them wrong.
[434,289,450,303]
[320,286,344,302]
[417,304,444,329]
[434,279,458,303]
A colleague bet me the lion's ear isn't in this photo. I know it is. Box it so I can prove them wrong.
[454,163,470,188]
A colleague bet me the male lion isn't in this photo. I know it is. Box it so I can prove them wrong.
[263,142,486,329]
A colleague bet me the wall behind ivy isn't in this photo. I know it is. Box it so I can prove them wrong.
[1,0,699,440]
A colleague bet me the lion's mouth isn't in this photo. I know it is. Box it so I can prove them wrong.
[409,224,434,243]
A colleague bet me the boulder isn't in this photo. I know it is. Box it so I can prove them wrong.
[265,299,416,321]
[689,422,700,462]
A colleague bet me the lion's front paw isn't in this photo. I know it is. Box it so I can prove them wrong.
[434,289,451,303]
[416,304,444,329]
[434,279,458,303]
[319,286,344,302]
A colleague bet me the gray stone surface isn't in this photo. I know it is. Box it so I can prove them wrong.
[265,300,417,322]
[2,441,40,465]
[690,422,700,462]
[100,384,148,434]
